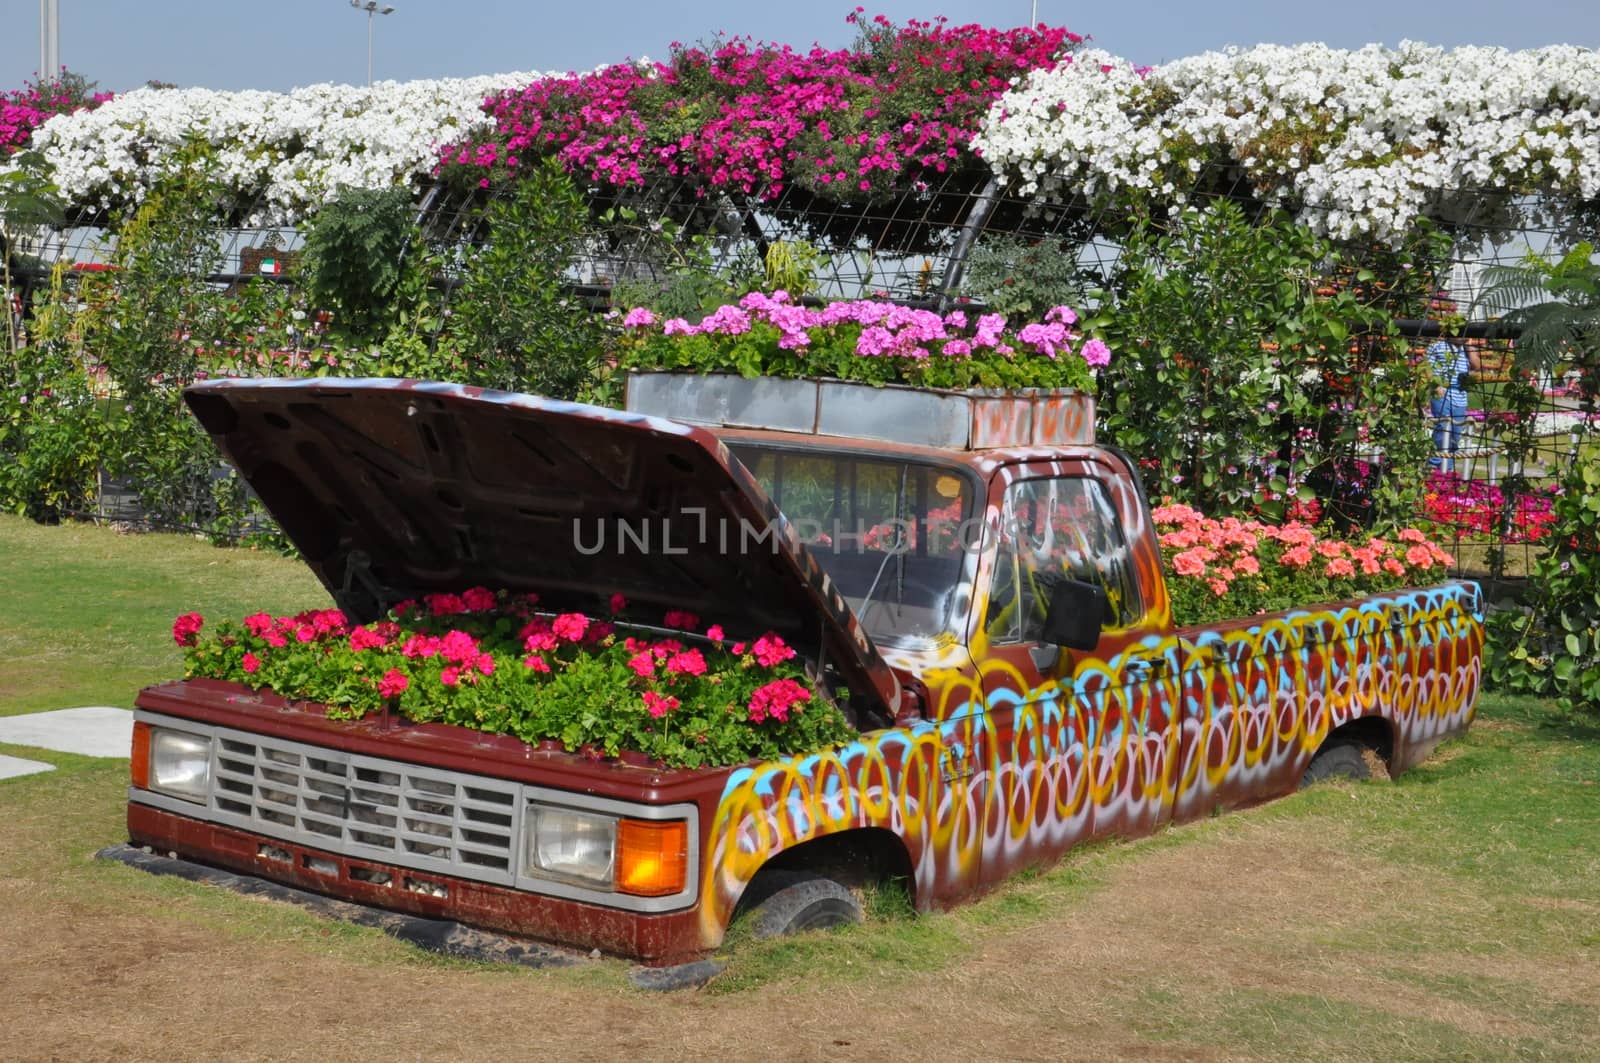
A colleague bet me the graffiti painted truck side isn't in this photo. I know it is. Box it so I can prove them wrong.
[125,376,1482,965]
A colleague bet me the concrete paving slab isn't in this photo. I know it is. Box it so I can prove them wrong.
[0,753,55,780]
[0,706,133,758]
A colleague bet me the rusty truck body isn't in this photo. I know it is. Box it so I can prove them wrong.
[125,375,1483,964]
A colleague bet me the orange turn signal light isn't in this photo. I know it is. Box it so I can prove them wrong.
[130,721,151,790]
[616,818,688,897]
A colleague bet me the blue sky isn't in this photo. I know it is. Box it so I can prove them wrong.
[2,0,1598,93]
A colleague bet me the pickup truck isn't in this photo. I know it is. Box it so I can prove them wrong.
[124,374,1483,966]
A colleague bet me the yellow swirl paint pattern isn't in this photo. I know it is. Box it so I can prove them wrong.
[699,582,1481,942]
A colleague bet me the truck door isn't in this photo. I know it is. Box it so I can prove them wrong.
[973,459,1179,888]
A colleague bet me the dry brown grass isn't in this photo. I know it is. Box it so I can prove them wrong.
[4,802,1596,1063]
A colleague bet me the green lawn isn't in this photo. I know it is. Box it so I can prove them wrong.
[0,513,327,715]
[3,515,1598,1059]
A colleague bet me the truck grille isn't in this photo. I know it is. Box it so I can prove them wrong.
[206,729,522,887]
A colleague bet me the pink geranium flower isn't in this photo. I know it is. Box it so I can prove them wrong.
[643,691,680,718]
[552,613,590,641]
[663,610,700,631]
[172,613,203,647]
[751,633,796,667]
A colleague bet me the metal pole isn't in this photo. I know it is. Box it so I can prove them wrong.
[40,0,60,77]
[47,0,59,74]
[366,8,373,85]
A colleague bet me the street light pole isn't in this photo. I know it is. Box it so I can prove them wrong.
[349,1,395,87]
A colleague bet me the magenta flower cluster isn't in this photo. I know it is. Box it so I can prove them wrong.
[441,16,1081,201]
[1,70,111,155]
[621,290,1108,386]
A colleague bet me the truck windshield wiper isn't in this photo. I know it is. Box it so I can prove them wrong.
[855,464,909,632]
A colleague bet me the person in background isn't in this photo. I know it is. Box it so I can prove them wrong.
[1426,335,1482,473]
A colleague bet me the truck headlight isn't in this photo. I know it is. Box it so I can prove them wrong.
[523,804,692,897]
[149,729,211,803]
[527,806,616,887]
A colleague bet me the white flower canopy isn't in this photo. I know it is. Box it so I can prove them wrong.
[26,73,551,224]
[974,42,1600,244]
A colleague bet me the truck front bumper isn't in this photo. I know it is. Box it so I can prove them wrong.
[126,803,713,966]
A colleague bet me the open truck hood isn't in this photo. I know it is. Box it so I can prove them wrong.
[184,378,901,718]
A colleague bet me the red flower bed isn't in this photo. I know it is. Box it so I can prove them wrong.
[1419,471,1559,544]
[177,589,855,769]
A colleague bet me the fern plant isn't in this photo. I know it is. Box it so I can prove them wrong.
[1474,243,1600,388]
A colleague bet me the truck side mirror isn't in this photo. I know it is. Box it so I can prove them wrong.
[1039,578,1111,651]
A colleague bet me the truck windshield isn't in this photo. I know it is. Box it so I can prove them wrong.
[729,443,976,643]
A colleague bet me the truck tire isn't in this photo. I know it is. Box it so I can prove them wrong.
[1299,738,1371,789]
[743,870,863,939]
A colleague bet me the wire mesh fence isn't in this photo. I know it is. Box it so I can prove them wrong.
[3,163,1594,574]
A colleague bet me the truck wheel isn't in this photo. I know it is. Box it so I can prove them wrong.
[1299,738,1371,789]
[743,870,863,939]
